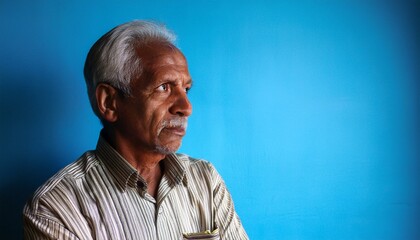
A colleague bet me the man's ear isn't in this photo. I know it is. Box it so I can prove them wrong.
[96,83,119,123]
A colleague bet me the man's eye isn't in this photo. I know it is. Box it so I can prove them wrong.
[185,87,191,93]
[156,84,168,92]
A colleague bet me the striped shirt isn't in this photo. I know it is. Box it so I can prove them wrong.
[23,136,248,239]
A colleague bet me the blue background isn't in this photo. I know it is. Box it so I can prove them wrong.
[1,0,419,239]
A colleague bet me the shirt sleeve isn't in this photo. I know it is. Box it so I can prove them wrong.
[23,212,80,240]
[210,164,249,240]
[22,181,93,240]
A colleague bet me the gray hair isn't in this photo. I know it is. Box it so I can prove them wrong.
[83,20,176,119]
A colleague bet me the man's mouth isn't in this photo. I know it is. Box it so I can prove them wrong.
[162,126,186,136]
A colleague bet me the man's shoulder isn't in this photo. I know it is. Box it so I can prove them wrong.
[24,150,100,214]
[176,153,213,168]
[175,153,219,179]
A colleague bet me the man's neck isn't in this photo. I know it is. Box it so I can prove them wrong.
[101,128,166,198]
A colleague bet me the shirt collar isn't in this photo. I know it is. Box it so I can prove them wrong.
[164,153,188,187]
[95,135,187,192]
[96,136,139,192]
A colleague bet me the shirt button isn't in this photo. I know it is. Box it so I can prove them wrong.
[158,208,163,214]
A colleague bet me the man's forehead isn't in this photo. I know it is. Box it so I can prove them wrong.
[141,50,188,72]
[132,42,190,86]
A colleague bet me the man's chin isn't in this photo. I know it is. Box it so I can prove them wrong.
[154,143,181,155]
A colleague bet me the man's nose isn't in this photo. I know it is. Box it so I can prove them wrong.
[169,90,192,117]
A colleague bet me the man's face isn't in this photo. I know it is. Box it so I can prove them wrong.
[115,42,193,154]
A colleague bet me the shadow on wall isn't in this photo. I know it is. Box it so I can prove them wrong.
[0,73,65,239]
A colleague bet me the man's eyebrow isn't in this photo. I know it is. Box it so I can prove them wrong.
[186,78,193,86]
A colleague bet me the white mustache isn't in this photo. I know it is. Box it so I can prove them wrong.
[160,118,188,130]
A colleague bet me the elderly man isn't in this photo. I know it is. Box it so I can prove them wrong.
[23,21,248,239]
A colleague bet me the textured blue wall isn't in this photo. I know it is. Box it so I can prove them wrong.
[1,1,419,239]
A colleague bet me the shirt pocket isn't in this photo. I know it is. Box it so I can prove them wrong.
[182,228,220,240]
